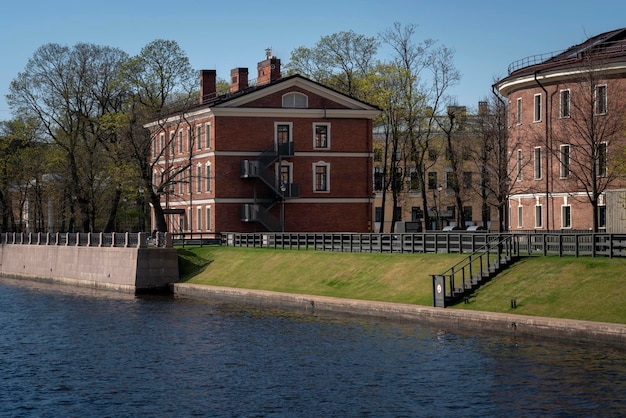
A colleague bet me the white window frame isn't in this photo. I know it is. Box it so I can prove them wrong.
[196,164,202,193]
[205,162,212,192]
[561,205,572,229]
[535,204,543,229]
[177,131,182,154]
[187,127,192,153]
[206,206,212,231]
[597,142,608,177]
[516,98,522,125]
[516,149,523,181]
[560,89,570,118]
[313,161,330,193]
[595,84,607,115]
[313,122,330,149]
[533,93,542,122]
[560,144,570,178]
[196,125,202,150]
[282,92,308,108]
[205,123,212,149]
[534,147,542,180]
[197,206,202,230]
[274,122,293,150]
[517,205,523,229]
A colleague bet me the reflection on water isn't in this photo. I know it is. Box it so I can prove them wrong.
[1,277,625,417]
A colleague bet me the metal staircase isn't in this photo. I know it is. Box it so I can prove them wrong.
[240,143,299,232]
[432,235,521,308]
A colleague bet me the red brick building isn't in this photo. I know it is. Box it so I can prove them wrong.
[145,54,380,233]
[496,28,626,232]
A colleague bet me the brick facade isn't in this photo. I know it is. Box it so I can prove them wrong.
[146,55,379,233]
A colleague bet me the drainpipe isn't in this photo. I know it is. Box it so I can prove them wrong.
[534,70,550,231]
[492,85,508,232]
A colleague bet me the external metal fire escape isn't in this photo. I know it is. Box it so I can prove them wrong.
[240,142,299,231]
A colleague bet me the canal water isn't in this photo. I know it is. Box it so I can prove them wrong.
[1,278,625,417]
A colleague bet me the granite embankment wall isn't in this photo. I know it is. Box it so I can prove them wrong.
[0,234,178,293]
[173,283,626,348]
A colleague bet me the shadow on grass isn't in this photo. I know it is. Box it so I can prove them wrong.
[177,249,213,281]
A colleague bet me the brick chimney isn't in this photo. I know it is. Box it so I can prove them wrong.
[230,67,249,93]
[257,49,281,86]
[200,69,216,104]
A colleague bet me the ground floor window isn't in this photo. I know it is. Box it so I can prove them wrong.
[598,205,606,229]
[561,205,571,229]
[535,204,543,228]
[517,206,523,228]
[375,207,382,223]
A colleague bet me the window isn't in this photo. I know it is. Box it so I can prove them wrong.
[598,205,606,229]
[156,134,163,158]
[597,142,607,177]
[534,147,542,180]
[560,89,570,118]
[462,206,473,222]
[428,148,438,161]
[313,162,329,192]
[595,85,607,115]
[313,123,330,149]
[463,172,472,189]
[560,144,570,178]
[428,172,438,190]
[196,126,202,150]
[276,123,292,146]
[178,168,184,195]
[393,167,403,191]
[177,131,182,154]
[282,92,308,108]
[516,149,523,181]
[393,147,401,161]
[534,94,542,122]
[562,205,571,229]
[205,123,211,148]
[196,165,202,193]
[197,207,202,230]
[374,167,383,191]
[516,98,522,124]
[205,163,212,192]
[411,207,423,221]
[373,148,383,162]
[535,204,543,228]
[187,128,192,152]
[206,206,212,231]
[393,206,402,222]
[445,171,457,190]
[375,207,382,223]
[409,168,420,191]
[517,206,523,228]
[187,167,192,194]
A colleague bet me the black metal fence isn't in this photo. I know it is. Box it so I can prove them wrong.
[221,232,626,258]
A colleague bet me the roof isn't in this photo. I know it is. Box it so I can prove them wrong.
[497,28,626,87]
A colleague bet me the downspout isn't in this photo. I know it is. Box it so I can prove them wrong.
[534,70,550,231]
[492,85,508,232]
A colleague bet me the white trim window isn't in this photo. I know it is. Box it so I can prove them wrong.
[561,205,571,229]
[534,147,542,180]
[313,123,330,149]
[533,93,542,122]
[516,98,522,125]
[196,125,202,150]
[177,131,182,154]
[560,144,570,178]
[205,123,211,149]
[206,206,212,231]
[313,162,330,193]
[275,122,293,149]
[535,204,543,229]
[197,206,202,230]
[196,164,202,193]
[597,142,608,177]
[282,92,308,108]
[517,205,523,229]
[516,149,523,181]
[560,89,570,118]
[187,127,192,153]
[595,84,607,115]
[205,162,212,192]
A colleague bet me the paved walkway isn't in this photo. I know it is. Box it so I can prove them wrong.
[172,283,626,348]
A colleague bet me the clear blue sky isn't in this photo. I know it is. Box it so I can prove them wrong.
[2,0,626,121]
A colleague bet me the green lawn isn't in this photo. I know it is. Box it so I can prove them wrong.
[177,246,626,324]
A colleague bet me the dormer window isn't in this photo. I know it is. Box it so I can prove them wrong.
[282,92,308,108]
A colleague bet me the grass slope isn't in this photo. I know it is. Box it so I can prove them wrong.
[177,246,626,324]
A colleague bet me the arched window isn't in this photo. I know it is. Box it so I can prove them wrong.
[282,92,308,108]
